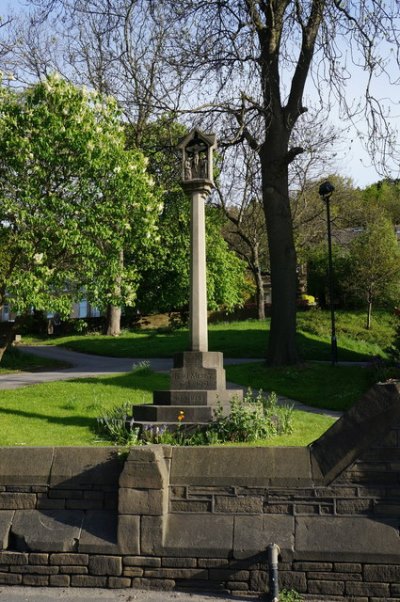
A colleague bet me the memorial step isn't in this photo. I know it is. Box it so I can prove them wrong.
[132,403,221,423]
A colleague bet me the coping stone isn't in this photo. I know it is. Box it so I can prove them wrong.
[233,515,294,559]
[0,511,13,550]
[170,447,313,486]
[310,382,400,484]
[10,510,83,552]
[295,516,400,562]
[0,448,54,485]
[49,448,122,489]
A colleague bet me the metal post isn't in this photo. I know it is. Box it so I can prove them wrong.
[325,197,338,365]
[319,181,337,366]
[267,543,280,602]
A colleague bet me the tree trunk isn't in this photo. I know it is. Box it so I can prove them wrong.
[104,248,123,336]
[0,320,18,363]
[255,266,266,321]
[261,138,299,365]
[106,304,122,336]
[366,290,373,330]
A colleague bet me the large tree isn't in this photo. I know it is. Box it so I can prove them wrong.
[0,75,158,358]
[160,0,400,364]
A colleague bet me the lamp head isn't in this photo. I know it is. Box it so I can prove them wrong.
[319,181,335,199]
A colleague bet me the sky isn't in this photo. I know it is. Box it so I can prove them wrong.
[0,0,399,189]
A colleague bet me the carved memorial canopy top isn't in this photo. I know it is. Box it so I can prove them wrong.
[179,128,217,184]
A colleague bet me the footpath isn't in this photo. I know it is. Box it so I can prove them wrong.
[0,585,259,601]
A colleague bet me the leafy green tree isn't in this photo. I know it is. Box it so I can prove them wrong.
[347,218,400,330]
[0,75,158,358]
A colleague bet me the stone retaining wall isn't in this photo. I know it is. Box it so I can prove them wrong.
[0,382,400,600]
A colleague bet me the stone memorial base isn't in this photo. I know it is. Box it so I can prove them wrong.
[132,351,243,429]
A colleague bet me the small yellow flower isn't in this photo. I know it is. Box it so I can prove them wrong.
[177,411,185,422]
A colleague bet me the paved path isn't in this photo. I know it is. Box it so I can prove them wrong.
[0,586,258,601]
[1,345,342,418]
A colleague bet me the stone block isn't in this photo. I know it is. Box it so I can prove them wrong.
[108,576,131,588]
[150,514,234,558]
[171,351,226,390]
[334,562,362,572]
[346,581,390,596]
[117,515,140,555]
[249,570,267,592]
[71,575,108,587]
[153,389,242,406]
[162,557,197,568]
[171,501,210,512]
[144,568,206,579]
[37,496,65,510]
[119,489,166,516]
[131,577,175,590]
[0,551,29,565]
[293,561,333,570]
[59,566,88,575]
[49,448,122,489]
[296,516,400,561]
[170,447,313,487]
[0,511,13,550]
[0,448,54,485]
[119,463,165,490]
[279,570,307,593]
[364,564,400,582]
[140,516,164,556]
[336,499,372,514]
[9,564,58,575]
[0,572,22,585]
[50,574,70,586]
[123,567,144,577]
[22,574,49,585]
[198,559,229,568]
[308,579,345,595]
[0,493,36,510]
[214,495,263,514]
[29,553,49,565]
[79,511,119,554]
[226,581,248,591]
[123,556,161,568]
[10,510,83,552]
[49,553,88,565]
[88,555,122,576]
[233,515,294,559]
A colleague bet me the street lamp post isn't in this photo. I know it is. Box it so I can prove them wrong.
[319,181,338,366]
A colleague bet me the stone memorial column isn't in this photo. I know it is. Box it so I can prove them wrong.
[132,129,242,428]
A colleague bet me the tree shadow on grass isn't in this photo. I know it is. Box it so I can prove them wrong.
[66,371,169,392]
[0,405,96,428]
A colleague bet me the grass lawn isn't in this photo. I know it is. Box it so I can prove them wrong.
[226,362,378,412]
[22,309,398,361]
[0,371,168,446]
[0,358,378,446]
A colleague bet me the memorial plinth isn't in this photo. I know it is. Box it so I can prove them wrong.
[132,129,242,430]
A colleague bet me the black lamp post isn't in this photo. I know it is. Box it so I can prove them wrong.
[319,180,338,366]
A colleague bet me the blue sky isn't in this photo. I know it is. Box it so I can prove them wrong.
[0,0,398,188]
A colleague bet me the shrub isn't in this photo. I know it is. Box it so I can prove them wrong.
[208,389,294,443]
[96,401,140,446]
